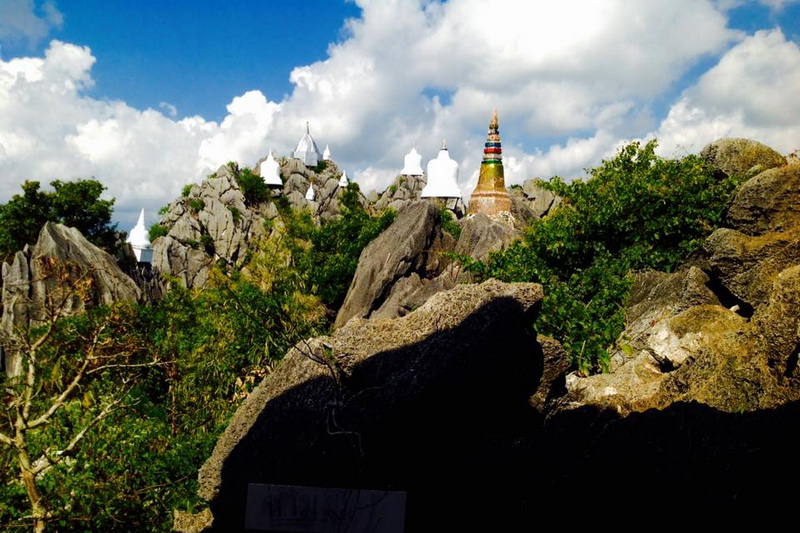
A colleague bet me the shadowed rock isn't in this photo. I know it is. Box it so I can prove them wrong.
[196,279,544,531]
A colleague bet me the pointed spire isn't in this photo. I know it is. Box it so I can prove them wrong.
[490,107,499,129]
[306,121,310,134]
[469,108,512,215]
[441,138,448,150]
[323,144,331,161]
[338,170,348,188]
[137,208,145,226]
[305,184,315,201]
[127,208,153,263]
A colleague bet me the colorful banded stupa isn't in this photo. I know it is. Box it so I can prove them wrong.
[468,109,512,215]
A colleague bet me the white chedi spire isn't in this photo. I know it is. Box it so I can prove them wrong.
[126,209,154,263]
[294,122,322,167]
[421,140,462,199]
[305,184,316,201]
[259,150,283,187]
[338,170,348,188]
[401,147,423,176]
[323,144,331,161]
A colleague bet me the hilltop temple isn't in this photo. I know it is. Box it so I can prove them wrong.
[127,209,153,263]
[469,109,512,215]
[259,150,283,188]
[293,123,322,167]
[401,147,424,176]
[421,140,462,199]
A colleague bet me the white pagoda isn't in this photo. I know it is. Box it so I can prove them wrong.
[305,184,316,201]
[401,147,424,176]
[293,122,322,167]
[126,209,153,263]
[323,144,332,161]
[259,150,283,188]
[421,140,462,199]
[338,170,349,188]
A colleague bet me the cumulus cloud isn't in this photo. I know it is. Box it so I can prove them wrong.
[1,0,799,229]
[655,29,800,156]
[0,40,278,227]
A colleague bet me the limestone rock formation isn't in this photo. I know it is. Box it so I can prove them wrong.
[700,137,785,178]
[153,165,270,288]
[1,223,140,376]
[196,279,543,530]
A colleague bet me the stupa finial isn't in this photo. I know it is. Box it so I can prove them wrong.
[490,108,498,129]
[468,108,512,215]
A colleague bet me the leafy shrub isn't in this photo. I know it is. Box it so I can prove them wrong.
[188,199,205,214]
[149,223,168,240]
[228,206,241,224]
[200,234,215,255]
[472,140,745,373]
[287,182,396,312]
[439,206,461,239]
[181,184,194,197]
[236,167,271,206]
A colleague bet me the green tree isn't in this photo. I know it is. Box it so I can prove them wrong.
[0,258,162,532]
[0,179,116,257]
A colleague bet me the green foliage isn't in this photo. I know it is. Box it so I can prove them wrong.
[187,198,205,214]
[0,179,117,257]
[158,204,170,215]
[235,167,271,206]
[149,223,168,240]
[313,160,329,173]
[286,182,396,312]
[439,206,461,239]
[181,184,194,198]
[473,140,744,373]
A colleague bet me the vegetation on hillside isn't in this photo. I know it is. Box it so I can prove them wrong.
[466,140,746,373]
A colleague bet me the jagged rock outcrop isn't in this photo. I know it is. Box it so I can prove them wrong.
[153,164,271,288]
[700,137,785,179]
[334,201,455,327]
[195,279,543,531]
[726,159,800,235]
[1,223,140,376]
[155,158,367,288]
[335,201,522,327]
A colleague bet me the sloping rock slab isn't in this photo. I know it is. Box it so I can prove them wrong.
[334,201,450,327]
[726,159,800,236]
[198,279,544,531]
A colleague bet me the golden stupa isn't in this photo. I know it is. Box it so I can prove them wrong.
[468,109,512,215]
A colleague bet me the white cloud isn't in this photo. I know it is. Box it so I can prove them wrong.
[0,0,62,50]
[655,29,800,156]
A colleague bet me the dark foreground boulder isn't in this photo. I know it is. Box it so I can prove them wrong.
[194,279,545,531]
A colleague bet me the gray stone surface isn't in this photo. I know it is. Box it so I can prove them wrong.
[197,279,544,530]
[727,159,800,236]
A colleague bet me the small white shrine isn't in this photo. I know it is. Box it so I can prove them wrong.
[323,145,332,161]
[126,209,153,263]
[293,122,322,167]
[305,184,316,201]
[259,150,283,188]
[338,170,349,188]
[421,140,462,199]
[401,147,424,176]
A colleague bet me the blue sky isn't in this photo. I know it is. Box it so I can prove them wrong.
[1,0,799,230]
